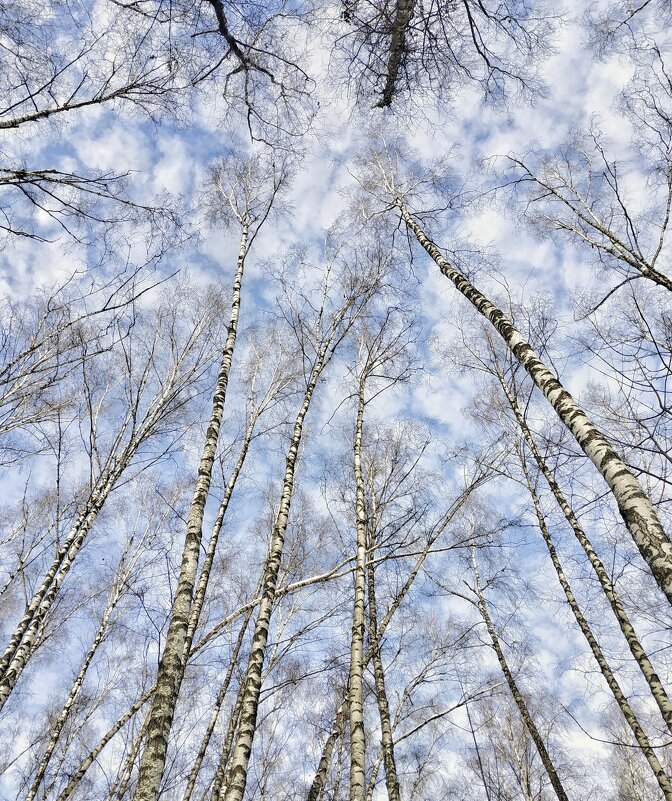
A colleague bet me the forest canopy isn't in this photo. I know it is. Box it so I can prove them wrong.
[1,1,672,800]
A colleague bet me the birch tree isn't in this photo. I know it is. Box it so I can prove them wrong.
[353,144,672,607]
[221,236,386,801]
[133,151,291,801]
[0,282,226,711]
[332,0,554,109]
[346,306,414,801]
[469,548,570,801]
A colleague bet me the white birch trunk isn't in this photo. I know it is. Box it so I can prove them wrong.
[516,446,672,801]
[366,555,401,801]
[472,551,570,801]
[397,199,672,604]
[348,379,368,801]
[0,452,133,708]
[307,703,346,801]
[305,476,482,799]
[25,568,127,801]
[181,600,256,801]
[222,336,333,801]
[55,690,153,801]
[134,224,249,801]
[499,374,672,734]
[211,672,246,800]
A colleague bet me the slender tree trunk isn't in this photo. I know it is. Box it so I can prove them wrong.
[55,690,153,801]
[0,451,135,708]
[364,752,383,801]
[108,722,147,801]
[307,702,346,801]
[134,223,249,801]
[211,675,246,800]
[515,443,672,801]
[182,603,255,801]
[25,569,127,801]
[348,378,368,801]
[0,342,193,709]
[498,372,672,734]
[396,198,672,604]
[223,335,334,801]
[305,478,482,798]
[366,552,401,801]
[471,550,570,801]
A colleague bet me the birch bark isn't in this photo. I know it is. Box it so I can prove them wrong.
[134,223,249,801]
[181,588,257,801]
[396,198,672,604]
[366,552,401,801]
[348,377,368,801]
[222,335,338,801]
[514,443,672,801]
[472,550,570,801]
[25,565,128,801]
[497,371,672,734]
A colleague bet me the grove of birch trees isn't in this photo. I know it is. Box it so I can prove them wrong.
[1,0,671,799]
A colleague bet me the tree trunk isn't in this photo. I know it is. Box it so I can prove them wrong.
[182,603,255,801]
[515,442,672,801]
[396,198,672,605]
[471,550,570,801]
[307,702,346,801]
[134,223,249,801]
[26,566,127,801]
[376,0,417,108]
[348,377,368,801]
[499,372,672,734]
[55,690,153,801]
[211,672,246,800]
[366,551,401,801]
[223,336,333,801]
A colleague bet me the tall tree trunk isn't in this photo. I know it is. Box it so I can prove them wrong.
[364,751,383,801]
[305,475,483,798]
[211,670,246,800]
[134,223,249,801]
[0,448,137,708]
[498,371,672,734]
[0,331,198,709]
[514,442,672,801]
[396,198,672,604]
[55,690,154,801]
[25,565,128,801]
[307,702,346,801]
[348,377,368,801]
[223,333,335,801]
[471,550,570,801]
[181,602,255,801]
[108,722,147,801]
[366,551,401,801]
